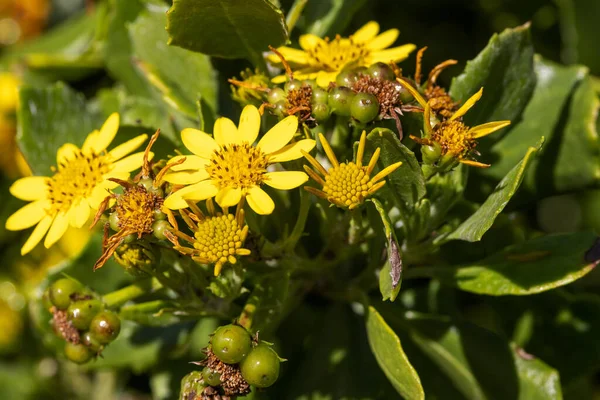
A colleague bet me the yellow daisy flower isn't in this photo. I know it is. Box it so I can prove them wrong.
[302,131,402,209]
[398,77,511,170]
[163,105,316,215]
[5,113,149,255]
[165,199,251,276]
[267,21,416,87]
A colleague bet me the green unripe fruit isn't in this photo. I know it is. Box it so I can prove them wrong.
[202,367,222,387]
[108,212,120,232]
[302,79,317,89]
[67,299,103,331]
[272,101,287,118]
[395,81,414,104]
[49,278,82,310]
[122,233,137,244]
[240,344,280,388]
[139,178,164,197]
[89,310,121,344]
[284,79,302,93]
[153,208,167,221]
[64,342,93,364]
[152,220,171,241]
[328,86,355,117]
[211,324,252,364]
[81,331,103,353]
[368,62,396,81]
[421,142,442,164]
[311,103,331,122]
[350,93,379,123]
[267,87,286,104]
[311,87,328,105]
[336,69,359,87]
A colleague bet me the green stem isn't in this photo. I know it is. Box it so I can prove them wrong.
[282,190,311,252]
[348,209,364,245]
[285,0,308,34]
[102,278,163,308]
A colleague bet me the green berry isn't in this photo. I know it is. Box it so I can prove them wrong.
[202,367,222,387]
[328,86,355,117]
[139,178,164,197]
[336,69,359,87]
[395,81,414,104]
[311,103,331,122]
[81,331,103,353]
[302,79,317,89]
[152,220,171,241]
[122,233,137,244]
[64,342,93,364]
[272,101,287,118]
[89,310,121,344]
[421,142,442,165]
[67,299,103,331]
[311,87,328,105]
[108,212,120,232]
[240,344,280,388]
[153,208,167,221]
[350,93,379,123]
[211,324,252,364]
[267,87,286,104]
[49,278,82,310]
[368,62,396,81]
[284,79,302,93]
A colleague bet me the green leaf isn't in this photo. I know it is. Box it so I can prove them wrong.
[302,0,367,37]
[407,231,599,296]
[475,57,593,200]
[166,0,288,67]
[366,128,426,211]
[444,141,541,243]
[17,83,101,176]
[449,23,536,130]
[129,3,217,124]
[366,306,424,400]
[369,198,402,301]
[388,311,563,400]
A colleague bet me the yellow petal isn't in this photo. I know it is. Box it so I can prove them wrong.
[213,117,239,146]
[6,199,48,230]
[164,181,219,210]
[396,76,428,109]
[10,176,47,201]
[272,74,288,84]
[353,21,380,42]
[264,171,308,190]
[468,120,511,139]
[81,129,99,152]
[162,170,210,185]
[108,134,148,161]
[367,29,399,50]
[316,71,338,88]
[181,128,219,158]
[87,113,120,153]
[238,105,261,144]
[215,187,242,208]
[246,186,275,215]
[111,151,148,173]
[269,139,316,162]
[166,155,209,172]
[44,212,69,248]
[21,214,53,255]
[450,87,484,121]
[88,185,111,210]
[371,44,417,64]
[68,200,90,228]
[56,143,79,165]
[271,47,308,64]
[299,34,326,50]
[258,115,298,154]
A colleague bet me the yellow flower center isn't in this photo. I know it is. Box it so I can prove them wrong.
[433,120,473,157]
[323,162,373,208]
[206,143,269,189]
[47,149,111,213]
[306,36,370,71]
[115,186,163,234]
[193,213,246,266]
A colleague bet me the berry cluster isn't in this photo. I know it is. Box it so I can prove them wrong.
[46,278,121,364]
[184,324,281,399]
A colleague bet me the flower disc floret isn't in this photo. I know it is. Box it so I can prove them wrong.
[163,105,316,215]
[5,113,148,255]
[302,131,402,209]
[268,21,416,87]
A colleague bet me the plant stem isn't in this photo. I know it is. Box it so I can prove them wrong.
[285,0,308,34]
[102,278,163,308]
[282,190,311,252]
